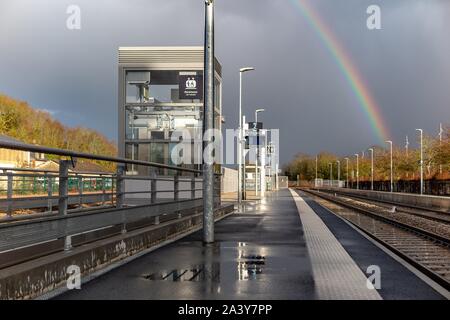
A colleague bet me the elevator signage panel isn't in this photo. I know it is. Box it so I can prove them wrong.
[179,75,203,100]
[248,122,263,130]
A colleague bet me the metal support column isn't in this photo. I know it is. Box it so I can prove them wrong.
[78,175,83,207]
[174,172,180,202]
[59,160,71,251]
[191,174,196,200]
[6,172,13,217]
[116,164,125,209]
[46,173,53,213]
[203,0,215,244]
[151,170,157,204]
[116,164,127,234]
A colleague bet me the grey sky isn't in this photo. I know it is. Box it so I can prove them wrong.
[0,0,449,165]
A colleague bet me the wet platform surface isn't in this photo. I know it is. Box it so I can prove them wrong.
[56,189,446,300]
[57,189,316,300]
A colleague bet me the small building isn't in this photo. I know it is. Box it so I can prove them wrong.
[0,135,45,169]
[34,160,112,175]
[0,135,30,168]
[117,47,223,176]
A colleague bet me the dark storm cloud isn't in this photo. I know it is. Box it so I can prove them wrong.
[0,0,449,165]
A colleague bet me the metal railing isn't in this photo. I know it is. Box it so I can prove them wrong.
[0,140,221,268]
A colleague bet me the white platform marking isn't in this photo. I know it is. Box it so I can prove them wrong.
[289,189,382,300]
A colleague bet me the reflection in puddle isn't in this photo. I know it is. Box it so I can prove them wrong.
[238,255,266,281]
[144,245,268,283]
[144,263,220,282]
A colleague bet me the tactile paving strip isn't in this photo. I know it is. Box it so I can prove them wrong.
[289,189,382,300]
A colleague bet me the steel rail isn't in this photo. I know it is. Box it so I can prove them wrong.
[315,188,450,223]
[302,188,450,246]
[0,141,201,174]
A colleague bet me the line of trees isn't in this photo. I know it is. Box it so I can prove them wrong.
[0,94,117,171]
[284,126,450,183]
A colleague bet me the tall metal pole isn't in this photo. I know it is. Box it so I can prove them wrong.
[354,154,359,190]
[416,129,424,195]
[254,108,264,197]
[238,67,254,203]
[344,157,349,188]
[329,163,333,187]
[369,148,374,191]
[405,136,409,156]
[255,110,259,196]
[255,110,258,197]
[261,129,267,197]
[336,160,340,186]
[203,0,215,244]
[315,155,318,187]
[439,123,443,175]
[238,72,242,204]
[386,140,393,192]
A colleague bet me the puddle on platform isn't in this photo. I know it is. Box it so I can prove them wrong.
[238,255,266,281]
[143,254,267,282]
[144,263,220,282]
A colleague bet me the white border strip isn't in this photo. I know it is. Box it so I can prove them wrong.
[289,189,382,300]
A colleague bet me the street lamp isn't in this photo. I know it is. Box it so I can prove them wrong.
[238,67,255,204]
[439,123,443,175]
[368,148,374,191]
[416,129,424,195]
[336,160,341,186]
[315,155,318,186]
[386,140,393,192]
[354,154,359,190]
[255,108,265,196]
[344,157,349,188]
[329,162,333,187]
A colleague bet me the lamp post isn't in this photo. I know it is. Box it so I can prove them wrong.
[238,67,255,204]
[254,108,265,196]
[386,140,393,192]
[329,162,333,187]
[203,0,215,243]
[439,123,443,175]
[405,136,409,156]
[354,154,359,190]
[344,157,349,188]
[416,129,424,195]
[368,148,374,191]
[315,155,318,187]
[336,160,341,186]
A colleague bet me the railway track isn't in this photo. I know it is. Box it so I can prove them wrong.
[313,188,450,224]
[299,188,450,291]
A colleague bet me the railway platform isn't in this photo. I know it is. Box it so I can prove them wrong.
[55,189,448,300]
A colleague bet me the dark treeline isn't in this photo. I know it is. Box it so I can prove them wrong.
[284,126,450,183]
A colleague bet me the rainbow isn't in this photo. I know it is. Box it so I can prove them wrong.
[289,0,390,142]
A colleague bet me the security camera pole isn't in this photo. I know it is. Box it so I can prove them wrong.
[203,0,214,243]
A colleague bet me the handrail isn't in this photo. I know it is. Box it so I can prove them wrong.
[0,141,201,174]
[0,167,114,176]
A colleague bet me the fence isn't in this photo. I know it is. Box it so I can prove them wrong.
[347,180,450,196]
[0,140,221,268]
